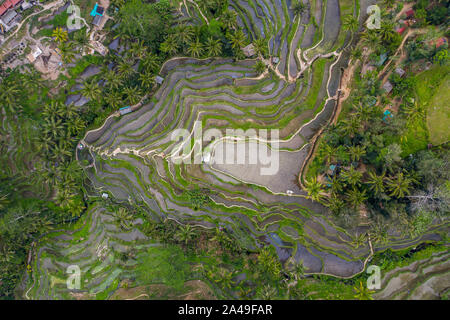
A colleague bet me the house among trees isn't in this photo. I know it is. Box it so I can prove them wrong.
[327,164,338,177]
[90,3,104,17]
[119,106,132,115]
[376,52,388,66]
[272,57,280,64]
[91,3,105,27]
[405,9,415,19]
[395,67,406,77]
[435,37,447,48]
[26,46,42,63]
[91,40,108,56]
[0,0,23,33]
[242,43,256,57]
[382,80,393,93]
[20,1,31,10]
[155,75,164,85]
[0,0,22,16]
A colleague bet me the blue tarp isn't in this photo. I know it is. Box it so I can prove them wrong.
[90,3,103,17]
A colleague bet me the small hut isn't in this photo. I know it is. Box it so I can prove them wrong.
[382,81,393,93]
[242,44,256,57]
[119,106,132,115]
[155,75,164,85]
[395,67,405,77]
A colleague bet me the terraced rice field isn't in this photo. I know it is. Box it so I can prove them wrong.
[23,0,449,299]
[24,205,152,300]
[374,249,450,300]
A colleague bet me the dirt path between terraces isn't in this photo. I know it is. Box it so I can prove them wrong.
[298,58,356,188]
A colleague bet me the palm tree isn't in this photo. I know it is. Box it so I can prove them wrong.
[81,80,101,101]
[160,34,179,56]
[354,103,371,122]
[110,0,125,10]
[367,170,385,196]
[0,193,9,211]
[353,281,375,300]
[141,53,160,73]
[304,177,326,202]
[254,60,266,74]
[253,38,268,57]
[37,135,54,154]
[114,207,134,230]
[322,144,336,164]
[139,72,155,90]
[205,37,222,57]
[73,29,91,53]
[62,102,77,120]
[176,24,195,47]
[175,225,197,245]
[352,232,367,248]
[386,172,413,198]
[291,1,306,17]
[291,261,305,280]
[346,188,368,208]
[129,40,148,60]
[220,10,237,30]
[105,91,123,109]
[402,100,425,124]
[44,117,64,139]
[340,116,361,137]
[347,145,366,162]
[258,284,277,299]
[383,0,395,8]
[342,15,359,34]
[52,140,72,161]
[330,176,344,194]
[42,101,64,119]
[325,193,344,214]
[341,166,363,186]
[228,30,246,50]
[105,70,123,90]
[0,82,19,113]
[361,30,379,50]
[117,59,135,78]
[67,117,86,136]
[238,285,252,298]
[21,72,41,92]
[123,86,141,105]
[187,38,204,58]
[215,268,235,289]
[350,47,362,61]
[58,41,76,64]
[379,21,396,43]
[52,27,68,44]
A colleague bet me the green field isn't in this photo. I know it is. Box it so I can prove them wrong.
[415,65,450,146]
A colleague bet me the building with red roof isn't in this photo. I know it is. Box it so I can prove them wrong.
[0,0,22,16]
[0,5,7,16]
[405,9,415,18]
[436,37,448,48]
[396,27,406,35]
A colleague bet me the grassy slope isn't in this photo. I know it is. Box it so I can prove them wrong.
[416,65,450,146]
